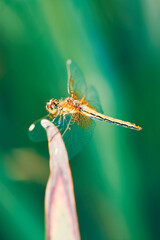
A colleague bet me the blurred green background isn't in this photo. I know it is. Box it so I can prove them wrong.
[0,0,159,240]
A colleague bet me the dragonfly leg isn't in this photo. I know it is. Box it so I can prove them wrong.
[62,114,73,136]
[54,114,69,136]
[58,115,62,125]
[61,115,65,128]
[69,117,75,129]
[50,112,58,122]
[49,115,64,142]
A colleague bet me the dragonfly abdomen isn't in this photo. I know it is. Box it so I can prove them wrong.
[81,105,142,131]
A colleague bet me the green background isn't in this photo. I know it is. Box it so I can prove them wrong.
[0,0,159,240]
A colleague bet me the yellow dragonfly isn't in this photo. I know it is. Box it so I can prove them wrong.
[29,59,142,158]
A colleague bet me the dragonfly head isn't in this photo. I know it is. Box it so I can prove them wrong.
[46,98,59,114]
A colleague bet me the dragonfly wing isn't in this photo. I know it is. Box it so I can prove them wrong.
[67,59,103,112]
[29,113,95,159]
[85,85,103,113]
[67,59,87,99]
[28,113,94,159]
[63,113,96,159]
[28,115,50,142]
[28,114,72,142]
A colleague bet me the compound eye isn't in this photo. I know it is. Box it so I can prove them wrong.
[53,103,57,108]
[51,104,54,109]
[53,99,59,108]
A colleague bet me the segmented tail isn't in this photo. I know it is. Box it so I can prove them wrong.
[81,105,142,131]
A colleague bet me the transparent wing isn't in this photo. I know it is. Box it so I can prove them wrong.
[85,85,103,113]
[67,59,87,99]
[67,59,103,113]
[63,113,96,159]
[28,114,72,142]
[28,113,95,159]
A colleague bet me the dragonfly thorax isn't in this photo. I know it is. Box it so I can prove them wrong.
[46,96,83,116]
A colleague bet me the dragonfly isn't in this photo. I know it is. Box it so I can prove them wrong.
[29,59,142,159]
